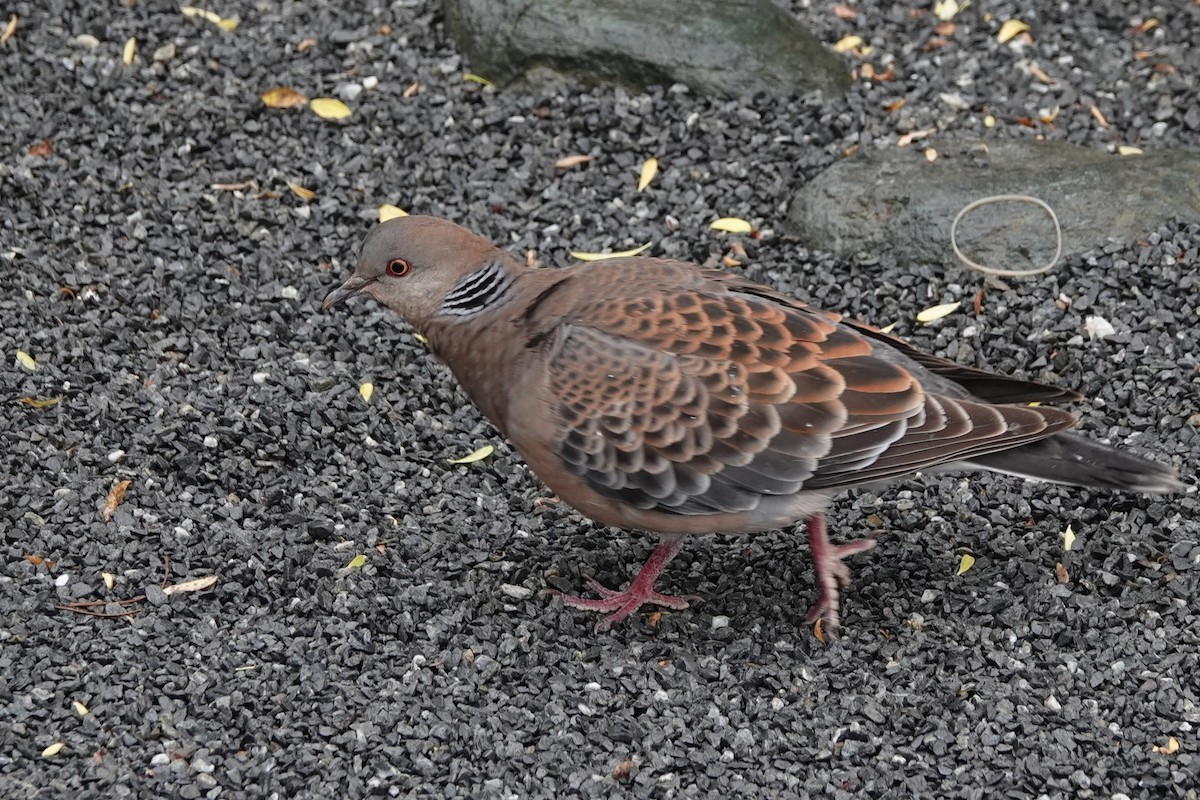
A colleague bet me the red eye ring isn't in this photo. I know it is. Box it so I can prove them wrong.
[386,258,411,277]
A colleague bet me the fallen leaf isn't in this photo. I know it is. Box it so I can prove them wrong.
[42,742,64,758]
[102,480,132,521]
[896,127,937,147]
[1090,104,1110,129]
[972,288,984,317]
[180,6,237,31]
[1118,145,1143,156]
[933,0,961,22]
[16,350,36,371]
[19,396,62,409]
[345,554,367,570]
[260,86,307,108]
[834,34,863,53]
[1152,737,1179,755]
[309,97,351,120]
[554,154,592,169]
[359,382,374,403]
[102,572,115,590]
[1063,523,1076,551]
[287,181,314,201]
[122,37,136,64]
[73,701,89,716]
[916,300,961,323]
[1055,562,1069,583]
[637,157,658,191]
[162,575,218,595]
[1039,105,1060,124]
[296,37,316,52]
[611,758,636,780]
[378,204,408,222]
[570,243,651,261]
[27,138,52,157]
[878,322,898,334]
[462,73,493,87]
[1,14,16,45]
[402,81,420,98]
[412,332,428,345]
[997,19,1029,44]
[957,553,976,576]
[813,618,826,644]
[709,217,752,234]
[884,97,906,112]
[448,444,495,464]
[24,555,44,566]
[1131,18,1159,34]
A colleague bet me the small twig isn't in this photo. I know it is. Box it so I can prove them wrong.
[55,555,170,617]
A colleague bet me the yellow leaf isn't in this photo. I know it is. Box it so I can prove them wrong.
[1152,736,1179,755]
[997,19,1029,44]
[554,154,592,169]
[122,37,136,65]
[181,6,236,30]
[1063,524,1076,552]
[260,86,308,109]
[19,396,62,409]
[462,73,494,87]
[1118,145,1143,156]
[163,575,218,595]
[309,97,351,120]
[412,332,428,345]
[73,700,89,716]
[287,181,315,201]
[42,742,64,758]
[637,158,658,191]
[570,243,651,261]
[346,554,367,569]
[378,204,408,222]
[957,553,976,576]
[16,350,36,371]
[359,382,374,403]
[709,217,753,234]
[933,0,964,22]
[1,14,16,45]
[834,34,863,53]
[916,300,961,323]
[878,322,898,334]
[448,444,495,464]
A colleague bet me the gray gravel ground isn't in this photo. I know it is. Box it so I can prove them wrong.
[2,0,1198,798]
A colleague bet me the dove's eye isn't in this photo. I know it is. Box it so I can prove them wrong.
[386,258,411,277]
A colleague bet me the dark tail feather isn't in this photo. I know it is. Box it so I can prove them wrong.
[966,433,1182,494]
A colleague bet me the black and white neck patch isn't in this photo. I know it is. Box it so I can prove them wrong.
[437,262,514,317]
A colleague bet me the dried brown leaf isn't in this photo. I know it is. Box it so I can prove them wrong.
[260,86,307,109]
[19,396,62,409]
[1055,562,1069,583]
[102,479,131,521]
[162,575,218,595]
[832,4,857,20]
[1089,104,1110,129]
[27,138,52,157]
[402,81,419,98]
[1027,63,1056,84]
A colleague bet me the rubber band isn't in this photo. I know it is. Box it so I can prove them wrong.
[950,194,1062,277]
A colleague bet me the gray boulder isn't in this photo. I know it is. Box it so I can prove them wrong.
[442,0,850,98]
[785,139,1200,269]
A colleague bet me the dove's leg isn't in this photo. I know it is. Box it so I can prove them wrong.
[804,513,876,629]
[560,537,699,631]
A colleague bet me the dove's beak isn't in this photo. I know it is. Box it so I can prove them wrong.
[322,275,376,310]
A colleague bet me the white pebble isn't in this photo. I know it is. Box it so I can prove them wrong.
[1045,694,1063,712]
[203,435,218,448]
[362,75,378,90]
[55,574,70,587]
[1084,315,1116,340]
[107,450,125,463]
[710,615,730,631]
[280,286,300,300]
[252,372,270,384]
[500,583,532,600]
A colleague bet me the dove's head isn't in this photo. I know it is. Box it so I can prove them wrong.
[323,215,517,329]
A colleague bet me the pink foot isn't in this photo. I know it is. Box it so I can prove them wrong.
[804,514,876,630]
[559,538,699,631]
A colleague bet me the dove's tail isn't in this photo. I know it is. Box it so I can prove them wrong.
[966,433,1182,494]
